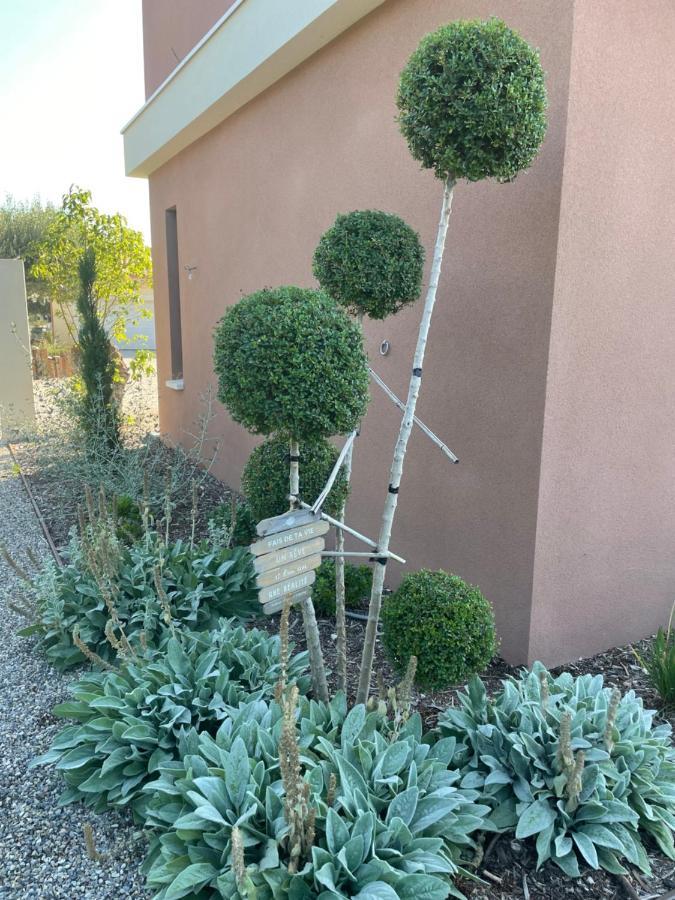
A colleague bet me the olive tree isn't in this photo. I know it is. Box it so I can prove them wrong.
[214,285,369,699]
[313,210,424,690]
[356,18,548,704]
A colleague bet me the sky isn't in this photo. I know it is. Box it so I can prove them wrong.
[0,0,151,242]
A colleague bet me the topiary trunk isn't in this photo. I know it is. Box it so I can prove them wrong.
[356,178,456,705]
[289,439,329,701]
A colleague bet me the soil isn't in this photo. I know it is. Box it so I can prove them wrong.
[14,375,675,900]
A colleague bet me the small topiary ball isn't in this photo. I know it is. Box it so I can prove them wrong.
[312,558,373,616]
[242,434,349,522]
[213,286,369,441]
[382,569,497,690]
[313,210,425,320]
[397,18,548,182]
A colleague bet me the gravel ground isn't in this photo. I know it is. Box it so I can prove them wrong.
[0,445,150,900]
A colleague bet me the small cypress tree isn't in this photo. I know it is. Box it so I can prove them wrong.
[76,248,120,449]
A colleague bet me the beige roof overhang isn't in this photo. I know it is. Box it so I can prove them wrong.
[122,0,386,177]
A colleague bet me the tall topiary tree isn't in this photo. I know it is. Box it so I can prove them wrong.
[313,210,424,690]
[214,286,369,700]
[356,18,548,704]
[76,248,120,449]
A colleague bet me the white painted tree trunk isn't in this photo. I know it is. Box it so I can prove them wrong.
[334,439,354,692]
[289,438,329,701]
[335,313,362,693]
[355,177,456,705]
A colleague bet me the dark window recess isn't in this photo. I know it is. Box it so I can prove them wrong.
[165,207,183,380]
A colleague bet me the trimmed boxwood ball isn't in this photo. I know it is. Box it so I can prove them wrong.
[382,569,497,690]
[397,18,548,182]
[312,210,425,320]
[213,286,369,441]
[242,434,349,522]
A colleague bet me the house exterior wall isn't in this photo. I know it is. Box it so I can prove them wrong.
[528,0,675,663]
[143,0,575,664]
[142,0,237,97]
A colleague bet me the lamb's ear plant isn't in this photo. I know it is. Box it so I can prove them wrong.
[142,690,489,899]
[438,663,675,878]
[30,620,310,821]
[214,286,369,700]
[313,211,424,690]
[356,18,548,703]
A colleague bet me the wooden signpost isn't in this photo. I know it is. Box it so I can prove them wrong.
[251,509,326,615]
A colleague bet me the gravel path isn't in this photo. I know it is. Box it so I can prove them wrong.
[0,446,150,899]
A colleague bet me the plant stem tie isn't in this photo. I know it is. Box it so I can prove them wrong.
[289,455,300,462]
[370,556,388,565]
[412,367,422,377]
[388,484,399,494]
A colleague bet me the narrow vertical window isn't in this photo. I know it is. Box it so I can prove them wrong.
[165,207,183,381]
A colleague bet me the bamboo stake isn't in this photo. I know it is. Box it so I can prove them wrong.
[356,177,456,705]
[289,439,329,701]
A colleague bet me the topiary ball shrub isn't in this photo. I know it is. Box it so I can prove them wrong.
[397,17,548,182]
[312,558,373,616]
[312,210,425,320]
[213,286,369,441]
[242,434,349,522]
[382,569,496,689]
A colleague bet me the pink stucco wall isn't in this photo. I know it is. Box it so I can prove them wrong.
[142,0,237,96]
[140,0,675,664]
[528,0,675,663]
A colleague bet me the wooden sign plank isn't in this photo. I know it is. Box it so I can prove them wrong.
[250,519,329,556]
[256,508,320,537]
[253,537,325,574]
[258,570,316,605]
[261,588,312,616]
[256,553,322,589]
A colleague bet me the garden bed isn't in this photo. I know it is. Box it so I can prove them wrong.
[6,376,675,900]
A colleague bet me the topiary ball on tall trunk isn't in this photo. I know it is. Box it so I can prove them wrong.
[397,17,548,182]
[313,210,425,320]
[382,569,497,690]
[213,286,369,441]
[242,434,349,522]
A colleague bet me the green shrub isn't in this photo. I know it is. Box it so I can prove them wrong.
[210,498,257,547]
[397,18,547,182]
[382,569,496,689]
[31,621,310,822]
[439,664,675,877]
[114,494,143,544]
[143,696,488,899]
[637,605,675,709]
[213,286,369,441]
[312,558,372,616]
[27,530,257,670]
[242,434,349,523]
[312,210,424,320]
